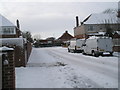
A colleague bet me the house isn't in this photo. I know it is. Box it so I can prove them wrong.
[58,31,74,42]
[57,31,74,46]
[33,37,55,47]
[0,14,21,38]
[74,13,119,39]
[0,14,32,66]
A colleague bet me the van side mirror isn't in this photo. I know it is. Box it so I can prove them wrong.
[82,44,86,46]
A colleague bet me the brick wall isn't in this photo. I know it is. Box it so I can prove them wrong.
[2,50,15,89]
[113,46,120,52]
[2,41,32,67]
[14,46,26,67]
[2,45,27,67]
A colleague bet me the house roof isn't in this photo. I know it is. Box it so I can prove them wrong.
[58,31,74,41]
[0,14,15,27]
[83,13,118,24]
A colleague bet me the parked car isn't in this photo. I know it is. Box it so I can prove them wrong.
[82,36,113,57]
[68,38,85,53]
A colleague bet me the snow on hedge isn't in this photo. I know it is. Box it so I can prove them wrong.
[0,38,26,48]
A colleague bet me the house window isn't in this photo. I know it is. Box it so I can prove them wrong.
[1,27,16,35]
[88,26,94,31]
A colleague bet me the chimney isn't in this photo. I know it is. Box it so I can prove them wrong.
[16,19,20,29]
[118,1,120,17]
[65,31,68,33]
[76,16,79,27]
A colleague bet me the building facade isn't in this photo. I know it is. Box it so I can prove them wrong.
[74,13,120,39]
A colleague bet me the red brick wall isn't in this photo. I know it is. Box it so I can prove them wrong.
[2,42,32,67]
[14,46,26,67]
[113,46,120,52]
[2,50,15,89]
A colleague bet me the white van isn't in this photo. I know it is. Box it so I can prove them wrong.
[82,36,113,57]
[68,38,85,53]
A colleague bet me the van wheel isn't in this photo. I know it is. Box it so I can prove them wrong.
[68,48,70,52]
[92,51,99,57]
[82,50,86,55]
[110,52,113,56]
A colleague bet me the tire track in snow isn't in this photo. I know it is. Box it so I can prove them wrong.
[46,49,118,88]
[51,48,118,68]
[49,49,117,79]
[46,50,102,88]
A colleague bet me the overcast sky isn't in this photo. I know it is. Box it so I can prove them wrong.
[0,0,119,39]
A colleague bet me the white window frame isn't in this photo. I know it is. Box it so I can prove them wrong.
[0,26,16,35]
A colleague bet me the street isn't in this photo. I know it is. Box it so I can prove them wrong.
[16,47,118,88]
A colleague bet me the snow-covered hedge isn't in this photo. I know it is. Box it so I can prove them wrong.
[0,38,26,48]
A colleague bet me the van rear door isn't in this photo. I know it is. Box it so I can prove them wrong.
[98,38,112,52]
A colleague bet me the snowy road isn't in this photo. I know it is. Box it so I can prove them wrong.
[16,47,118,88]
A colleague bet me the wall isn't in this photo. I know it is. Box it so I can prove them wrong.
[74,25,86,39]
[1,38,32,67]
[14,46,26,67]
[2,50,15,89]
[74,24,119,39]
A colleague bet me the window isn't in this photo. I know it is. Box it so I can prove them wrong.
[0,27,16,35]
[88,26,94,31]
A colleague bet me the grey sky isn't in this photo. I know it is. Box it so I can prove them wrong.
[0,1,118,39]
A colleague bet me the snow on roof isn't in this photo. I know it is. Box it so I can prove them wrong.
[0,38,25,48]
[84,13,118,24]
[0,14,15,27]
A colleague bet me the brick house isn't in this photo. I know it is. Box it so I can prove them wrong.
[58,31,74,42]
[0,14,32,66]
[0,14,21,38]
[0,14,32,89]
[74,13,119,39]
[57,31,74,46]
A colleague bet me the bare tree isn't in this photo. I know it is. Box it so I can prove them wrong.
[102,19,113,37]
[102,8,118,37]
[33,34,41,40]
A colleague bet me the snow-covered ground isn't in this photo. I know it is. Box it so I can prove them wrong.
[15,47,119,88]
